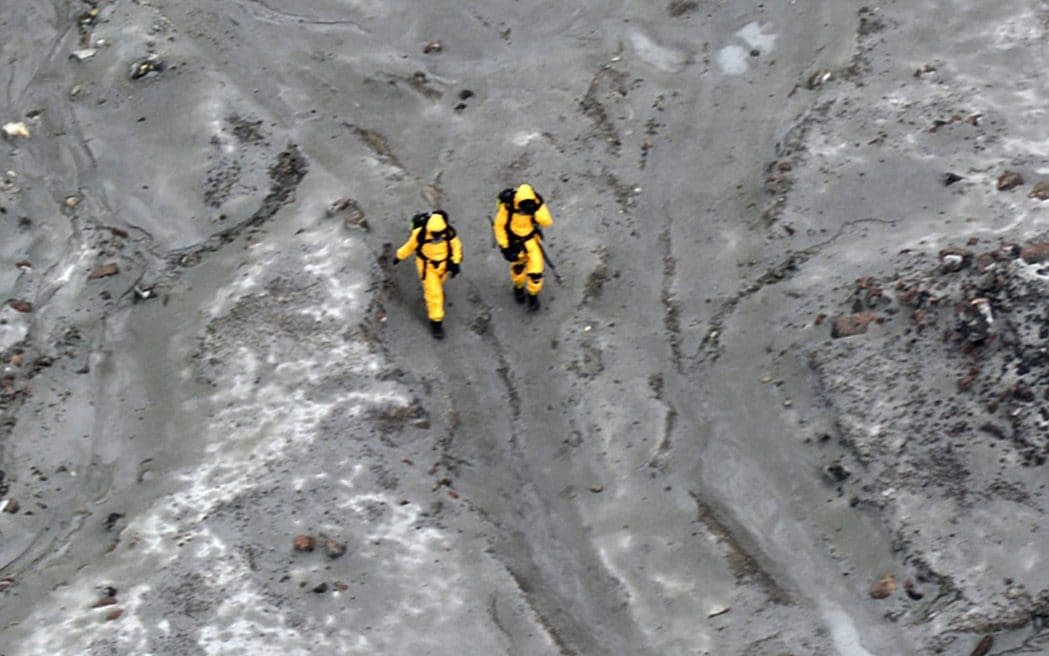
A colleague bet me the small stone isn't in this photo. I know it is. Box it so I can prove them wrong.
[830,313,876,338]
[104,512,124,531]
[807,70,832,89]
[1,498,19,513]
[293,534,315,552]
[15,260,31,269]
[105,608,124,621]
[458,89,474,101]
[0,577,14,592]
[997,170,1024,191]
[824,461,851,483]
[869,573,896,599]
[1028,179,1049,200]
[707,605,730,618]
[1020,243,1049,264]
[130,56,164,80]
[323,537,346,559]
[7,299,32,313]
[423,40,442,54]
[589,484,603,493]
[312,582,329,593]
[943,172,963,186]
[87,263,119,280]
[938,248,972,272]
[2,122,30,139]
[70,48,98,61]
[9,354,22,367]
[334,581,349,591]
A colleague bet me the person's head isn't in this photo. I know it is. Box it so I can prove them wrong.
[513,183,542,214]
[426,210,449,233]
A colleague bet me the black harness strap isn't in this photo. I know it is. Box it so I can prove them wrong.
[415,223,457,279]
[501,190,545,253]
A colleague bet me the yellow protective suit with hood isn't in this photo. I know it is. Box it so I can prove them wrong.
[395,210,463,324]
[492,183,553,302]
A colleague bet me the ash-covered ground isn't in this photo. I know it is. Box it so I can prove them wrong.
[2,1,1049,655]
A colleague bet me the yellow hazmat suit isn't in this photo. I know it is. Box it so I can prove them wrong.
[492,183,553,310]
[394,210,463,337]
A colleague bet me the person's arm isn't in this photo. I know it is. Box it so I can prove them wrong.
[534,202,553,229]
[493,203,510,249]
[451,234,464,265]
[395,228,421,261]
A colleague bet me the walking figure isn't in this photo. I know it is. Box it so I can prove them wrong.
[492,183,553,311]
[392,210,463,339]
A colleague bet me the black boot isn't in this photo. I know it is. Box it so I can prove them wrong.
[430,319,445,339]
[527,293,540,312]
[513,285,526,304]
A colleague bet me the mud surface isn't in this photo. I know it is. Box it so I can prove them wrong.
[3,1,1049,654]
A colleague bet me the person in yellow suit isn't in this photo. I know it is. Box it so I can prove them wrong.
[392,210,463,339]
[492,183,553,311]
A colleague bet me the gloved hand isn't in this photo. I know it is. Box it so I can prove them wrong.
[447,261,460,277]
[500,246,518,262]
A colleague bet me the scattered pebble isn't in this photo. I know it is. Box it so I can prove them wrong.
[423,41,442,54]
[2,122,30,139]
[312,582,329,593]
[323,537,346,559]
[7,299,32,313]
[1027,179,1049,200]
[130,55,164,80]
[588,484,603,493]
[707,605,730,618]
[997,170,1024,191]
[831,313,875,338]
[807,70,832,89]
[87,263,119,280]
[1020,243,1049,264]
[92,596,118,608]
[869,573,896,599]
[823,461,851,483]
[70,48,98,61]
[1,498,19,513]
[293,534,315,552]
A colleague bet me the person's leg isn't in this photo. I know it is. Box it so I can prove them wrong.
[423,267,446,337]
[510,257,528,302]
[523,239,544,310]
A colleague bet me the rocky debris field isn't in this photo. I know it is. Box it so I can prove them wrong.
[812,235,1049,648]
